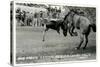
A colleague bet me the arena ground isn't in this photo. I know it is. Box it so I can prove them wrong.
[16,26,96,64]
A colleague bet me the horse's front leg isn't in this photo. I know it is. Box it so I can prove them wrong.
[75,34,84,50]
[69,25,73,36]
[57,27,60,34]
[43,29,46,42]
[71,26,78,36]
[68,23,75,36]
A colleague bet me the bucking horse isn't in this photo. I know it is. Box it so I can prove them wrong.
[62,9,96,49]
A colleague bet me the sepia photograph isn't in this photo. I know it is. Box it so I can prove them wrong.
[10,1,96,65]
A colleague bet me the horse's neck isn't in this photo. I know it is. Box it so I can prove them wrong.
[73,14,80,18]
[73,14,80,21]
[72,14,81,27]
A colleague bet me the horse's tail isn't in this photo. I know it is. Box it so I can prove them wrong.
[89,23,96,32]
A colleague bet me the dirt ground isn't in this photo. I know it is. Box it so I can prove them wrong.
[16,26,96,64]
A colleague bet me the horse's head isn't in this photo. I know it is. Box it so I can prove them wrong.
[69,9,76,17]
[61,9,76,37]
[60,12,71,37]
[61,21,68,37]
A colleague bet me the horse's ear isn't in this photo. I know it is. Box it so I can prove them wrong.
[70,9,76,14]
[70,9,75,12]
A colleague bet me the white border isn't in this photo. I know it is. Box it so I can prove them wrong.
[13,1,16,65]
[12,0,97,66]
[13,0,97,7]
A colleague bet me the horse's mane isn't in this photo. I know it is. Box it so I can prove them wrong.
[63,10,78,22]
[63,12,70,21]
[63,10,75,21]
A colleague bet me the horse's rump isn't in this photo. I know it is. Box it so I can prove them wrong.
[89,23,96,32]
[45,20,62,30]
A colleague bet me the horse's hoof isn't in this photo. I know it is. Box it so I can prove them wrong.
[72,32,78,36]
[75,47,80,50]
[58,33,60,35]
[42,40,45,42]
[82,47,86,50]
[74,33,78,36]
[70,34,74,37]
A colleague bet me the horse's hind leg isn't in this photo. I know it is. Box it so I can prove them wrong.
[76,34,84,50]
[83,34,89,49]
[83,26,90,49]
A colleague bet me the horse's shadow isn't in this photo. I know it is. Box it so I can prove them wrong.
[62,46,96,55]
